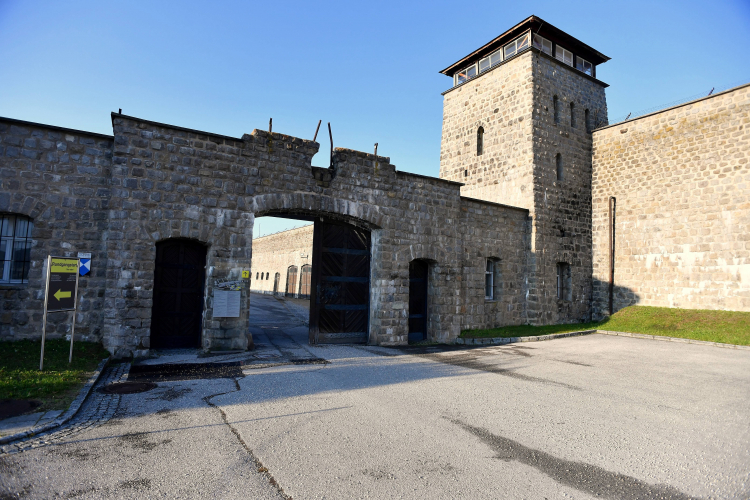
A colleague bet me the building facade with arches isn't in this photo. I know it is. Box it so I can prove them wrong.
[1,15,747,356]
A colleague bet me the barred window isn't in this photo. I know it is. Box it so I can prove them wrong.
[485,259,494,300]
[0,215,34,284]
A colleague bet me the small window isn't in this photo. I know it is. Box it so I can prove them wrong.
[576,56,593,76]
[553,96,559,124]
[555,46,573,66]
[504,32,530,59]
[570,102,576,128]
[479,56,490,73]
[533,34,553,56]
[0,214,34,284]
[256,272,259,280]
[556,154,563,181]
[556,263,572,301]
[489,49,503,67]
[477,127,484,156]
[485,260,494,300]
[455,63,477,85]
[464,169,468,177]
[585,109,591,133]
[265,272,269,280]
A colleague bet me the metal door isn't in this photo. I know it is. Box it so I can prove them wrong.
[408,260,428,343]
[151,239,206,349]
[309,220,370,344]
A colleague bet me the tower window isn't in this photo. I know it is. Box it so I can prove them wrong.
[533,34,553,56]
[503,33,530,60]
[555,46,573,67]
[455,63,477,86]
[553,96,560,124]
[585,109,591,133]
[477,127,484,156]
[464,169,468,177]
[0,214,34,284]
[576,56,593,76]
[557,263,572,301]
[556,154,563,181]
[570,102,576,128]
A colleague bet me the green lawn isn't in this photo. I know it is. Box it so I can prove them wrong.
[460,306,750,346]
[0,339,110,411]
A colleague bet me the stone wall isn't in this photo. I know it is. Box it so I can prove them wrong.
[250,225,313,295]
[0,112,532,355]
[0,118,112,343]
[528,50,608,324]
[591,84,750,317]
[439,51,535,211]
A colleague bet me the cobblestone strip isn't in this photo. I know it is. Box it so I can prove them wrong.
[0,363,130,456]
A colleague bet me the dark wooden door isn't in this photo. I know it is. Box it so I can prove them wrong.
[408,260,428,343]
[151,239,206,349]
[309,220,370,344]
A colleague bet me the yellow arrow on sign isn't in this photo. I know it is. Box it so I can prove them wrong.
[54,289,72,301]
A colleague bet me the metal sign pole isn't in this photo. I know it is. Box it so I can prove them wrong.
[40,255,51,371]
[68,258,80,364]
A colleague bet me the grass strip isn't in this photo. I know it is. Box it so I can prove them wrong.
[0,339,110,411]
[460,306,750,346]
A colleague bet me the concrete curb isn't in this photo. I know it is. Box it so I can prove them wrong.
[455,330,597,346]
[456,329,750,350]
[596,330,750,350]
[0,357,111,446]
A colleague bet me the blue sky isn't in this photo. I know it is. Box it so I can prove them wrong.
[2,0,749,237]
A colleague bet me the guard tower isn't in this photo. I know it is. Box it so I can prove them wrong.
[438,16,610,324]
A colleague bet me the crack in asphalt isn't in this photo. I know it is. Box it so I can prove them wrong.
[203,379,291,500]
[451,418,703,500]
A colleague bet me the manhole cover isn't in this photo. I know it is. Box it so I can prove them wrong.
[0,399,41,419]
[99,382,157,394]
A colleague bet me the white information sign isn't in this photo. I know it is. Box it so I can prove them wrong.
[214,290,241,318]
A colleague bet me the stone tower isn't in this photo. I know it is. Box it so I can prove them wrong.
[438,16,610,324]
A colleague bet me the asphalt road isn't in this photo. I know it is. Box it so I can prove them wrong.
[1,295,748,499]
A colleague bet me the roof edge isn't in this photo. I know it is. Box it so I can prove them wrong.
[0,116,113,141]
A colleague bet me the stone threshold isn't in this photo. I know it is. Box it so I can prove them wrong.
[0,357,111,446]
[456,330,750,350]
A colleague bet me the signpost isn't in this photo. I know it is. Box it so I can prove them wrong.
[40,256,80,370]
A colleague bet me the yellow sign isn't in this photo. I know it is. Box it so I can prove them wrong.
[54,289,72,300]
[51,258,78,273]
[242,270,250,279]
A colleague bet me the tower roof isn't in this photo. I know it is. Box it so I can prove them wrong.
[439,15,610,77]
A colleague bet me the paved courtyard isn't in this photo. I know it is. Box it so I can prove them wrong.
[1,294,748,499]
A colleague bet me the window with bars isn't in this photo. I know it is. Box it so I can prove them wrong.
[556,262,572,301]
[0,215,34,284]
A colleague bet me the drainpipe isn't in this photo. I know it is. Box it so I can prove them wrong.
[608,196,616,316]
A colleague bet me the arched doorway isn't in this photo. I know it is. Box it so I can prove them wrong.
[299,264,312,298]
[286,265,298,297]
[273,272,280,294]
[408,259,429,343]
[151,239,207,349]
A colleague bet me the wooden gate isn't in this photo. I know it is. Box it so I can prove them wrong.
[151,239,206,349]
[309,220,370,344]
[408,260,428,343]
[300,264,312,298]
[286,266,298,297]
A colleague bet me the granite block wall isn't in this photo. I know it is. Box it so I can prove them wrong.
[0,118,112,343]
[591,84,750,317]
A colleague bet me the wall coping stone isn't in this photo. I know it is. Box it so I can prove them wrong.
[0,115,114,141]
[593,81,750,132]
[460,196,530,213]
